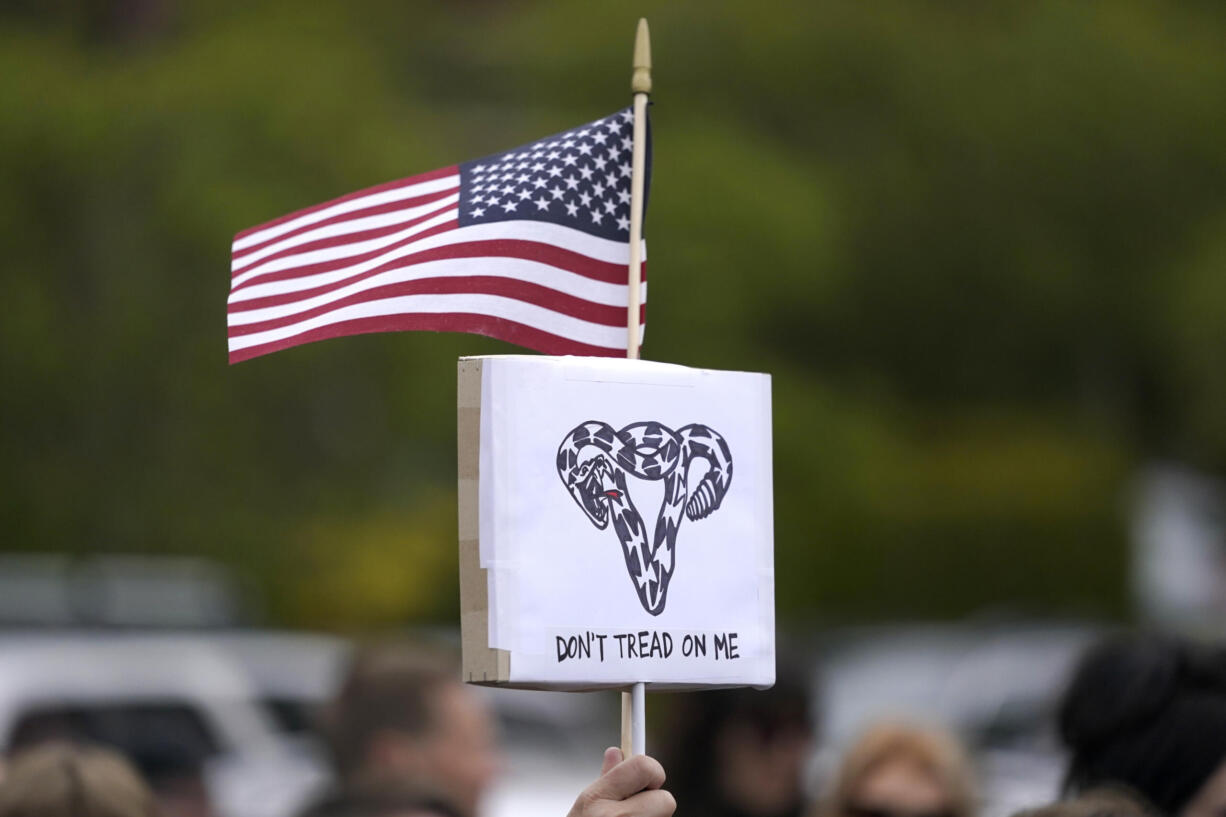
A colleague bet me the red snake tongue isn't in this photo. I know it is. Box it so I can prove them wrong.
[600,471,622,500]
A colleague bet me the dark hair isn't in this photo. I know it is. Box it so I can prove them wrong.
[1010,788,1154,817]
[1058,635,1226,815]
[661,659,813,817]
[326,644,458,780]
[298,787,464,817]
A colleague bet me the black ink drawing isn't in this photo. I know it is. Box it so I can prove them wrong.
[556,421,733,616]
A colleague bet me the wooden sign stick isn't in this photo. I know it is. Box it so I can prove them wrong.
[621,16,652,759]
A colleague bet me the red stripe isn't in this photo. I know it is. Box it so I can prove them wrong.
[228,313,632,364]
[229,231,635,302]
[231,186,459,268]
[229,220,461,295]
[229,277,647,338]
[231,245,644,314]
[232,165,459,243]
[231,197,459,281]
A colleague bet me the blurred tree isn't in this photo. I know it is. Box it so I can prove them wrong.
[2,0,1224,627]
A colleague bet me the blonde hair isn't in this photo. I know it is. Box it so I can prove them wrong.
[0,743,157,817]
[822,722,977,817]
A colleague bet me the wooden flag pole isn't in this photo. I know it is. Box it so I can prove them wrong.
[626,17,650,361]
[621,17,652,759]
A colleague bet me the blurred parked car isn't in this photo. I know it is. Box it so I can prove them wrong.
[193,631,350,743]
[0,632,327,817]
[0,628,614,817]
[0,554,248,629]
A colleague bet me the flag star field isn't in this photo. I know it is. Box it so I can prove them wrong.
[460,108,649,242]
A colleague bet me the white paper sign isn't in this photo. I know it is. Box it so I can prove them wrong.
[473,356,775,689]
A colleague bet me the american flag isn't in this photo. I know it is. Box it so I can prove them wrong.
[227,108,650,363]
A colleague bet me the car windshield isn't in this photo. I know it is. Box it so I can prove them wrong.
[9,701,221,767]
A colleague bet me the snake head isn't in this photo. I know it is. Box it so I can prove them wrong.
[563,454,619,529]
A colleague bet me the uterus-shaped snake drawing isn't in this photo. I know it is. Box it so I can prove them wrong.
[556,420,733,616]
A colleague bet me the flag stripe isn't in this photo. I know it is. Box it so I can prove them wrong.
[233,167,459,251]
[229,246,646,323]
[230,220,460,301]
[229,254,647,326]
[231,205,460,290]
[227,293,643,356]
[229,276,647,337]
[232,187,460,273]
[228,312,633,364]
[229,219,645,303]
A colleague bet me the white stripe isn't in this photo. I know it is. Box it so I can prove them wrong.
[231,192,460,273]
[229,218,646,304]
[233,174,460,252]
[228,258,648,327]
[230,208,459,291]
[228,294,644,353]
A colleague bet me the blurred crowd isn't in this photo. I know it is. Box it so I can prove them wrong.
[0,633,1221,817]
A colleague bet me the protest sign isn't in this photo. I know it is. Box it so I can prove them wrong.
[458,355,775,690]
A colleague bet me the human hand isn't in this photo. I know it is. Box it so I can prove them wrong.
[567,748,676,817]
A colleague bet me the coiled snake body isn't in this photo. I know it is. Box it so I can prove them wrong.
[556,421,733,615]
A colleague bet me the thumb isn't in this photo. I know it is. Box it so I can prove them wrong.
[586,754,667,802]
[601,746,623,775]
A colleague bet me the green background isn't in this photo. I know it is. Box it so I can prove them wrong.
[3,0,1225,628]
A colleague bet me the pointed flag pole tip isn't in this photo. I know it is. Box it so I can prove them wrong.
[632,18,652,95]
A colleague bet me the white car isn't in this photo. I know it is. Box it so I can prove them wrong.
[0,629,615,817]
[0,632,326,817]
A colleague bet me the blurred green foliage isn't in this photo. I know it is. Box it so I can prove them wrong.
[2,0,1224,627]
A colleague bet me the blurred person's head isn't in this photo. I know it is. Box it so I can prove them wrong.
[325,644,502,817]
[664,663,814,817]
[0,742,157,817]
[1059,635,1226,817]
[821,722,976,817]
[7,704,213,817]
[1011,789,1154,817]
